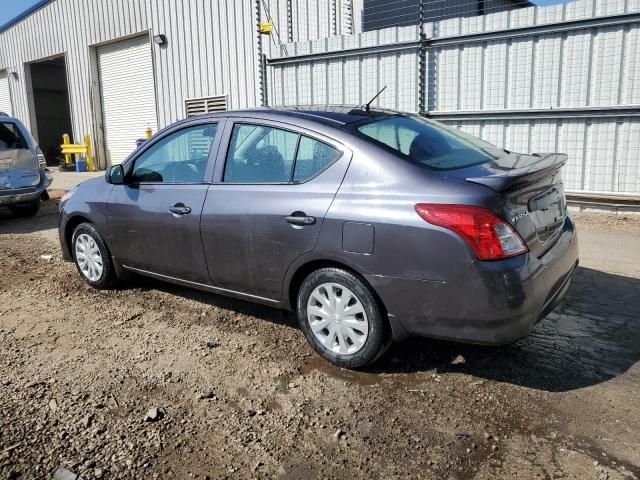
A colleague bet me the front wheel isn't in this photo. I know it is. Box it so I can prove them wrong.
[71,223,117,289]
[296,268,390,369]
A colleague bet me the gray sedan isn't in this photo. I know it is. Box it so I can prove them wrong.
[58,107,578,368]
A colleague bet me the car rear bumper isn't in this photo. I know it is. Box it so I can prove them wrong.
[0,171,48,206]
[45,170,53,189]
[368,216,579,344]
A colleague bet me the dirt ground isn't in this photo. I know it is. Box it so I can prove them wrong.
[0,201,639,480]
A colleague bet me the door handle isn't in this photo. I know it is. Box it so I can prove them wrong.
[169,203,192,215]
[285,212,316,226]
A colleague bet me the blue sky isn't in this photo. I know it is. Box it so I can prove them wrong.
[0,0,43,29]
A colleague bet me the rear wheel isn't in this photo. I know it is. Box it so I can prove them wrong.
[71,223,117,289]
[8,200,40,217]
[296,268,390,369]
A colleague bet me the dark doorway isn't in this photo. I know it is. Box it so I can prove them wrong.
[28,56,73,166]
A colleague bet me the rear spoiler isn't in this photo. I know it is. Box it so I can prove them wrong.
[466,153,567,192]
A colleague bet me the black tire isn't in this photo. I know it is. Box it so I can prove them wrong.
[8,200,40,217]
[71,222,118,289]
[296,268,391,369]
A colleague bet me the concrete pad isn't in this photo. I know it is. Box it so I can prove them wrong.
[49,168,103,191]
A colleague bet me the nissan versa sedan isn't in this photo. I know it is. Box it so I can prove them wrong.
[58,107,578,368]
[0,112,52,216]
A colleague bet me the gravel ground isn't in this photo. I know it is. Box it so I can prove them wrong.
[0,202,639,480]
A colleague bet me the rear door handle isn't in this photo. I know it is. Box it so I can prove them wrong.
[169,203,191,215]
[285,212,316,226]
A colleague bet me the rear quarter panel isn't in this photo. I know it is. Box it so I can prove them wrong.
[310,139,495,283]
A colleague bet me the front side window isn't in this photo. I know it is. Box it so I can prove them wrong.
[130,123,217,183]
[0,122,27,151]
[223,123,341,183]
[350,115,503,171]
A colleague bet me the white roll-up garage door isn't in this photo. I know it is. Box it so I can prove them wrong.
[97,36,158,165]
[0,71,12,116]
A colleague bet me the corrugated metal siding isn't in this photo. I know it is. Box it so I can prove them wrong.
[455,118,640,193]
[0,0,291,167]
[262,0,356,51]
[0,71,11,115]
[267,0,640,195]
[149,0,260,126]
[0,0,152,167]
[429,23,635,113]
[269,25,420,111]
[425,0,640,193]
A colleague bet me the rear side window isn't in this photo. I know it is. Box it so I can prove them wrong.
[293,136,341,182]
[350,116,502,171]
[223,124,341,183]
[224,124,298,183]
[0,122,27,151]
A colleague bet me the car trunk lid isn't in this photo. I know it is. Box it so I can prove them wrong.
[0,150,40,190]
[447,152,568,258]
[0,148,38,170]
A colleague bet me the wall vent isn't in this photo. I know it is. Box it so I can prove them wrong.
[185,95,227,117]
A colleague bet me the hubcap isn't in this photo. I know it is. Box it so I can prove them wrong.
[75,233,103,282]
[307,283,369,355]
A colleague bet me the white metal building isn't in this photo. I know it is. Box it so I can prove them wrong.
[1,0,638,197]
[267,0,640,196]
[0,0,356,169]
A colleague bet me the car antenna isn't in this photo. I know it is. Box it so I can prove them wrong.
[363,85,387,114]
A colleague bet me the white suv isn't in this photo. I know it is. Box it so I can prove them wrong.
[0,112,52,216]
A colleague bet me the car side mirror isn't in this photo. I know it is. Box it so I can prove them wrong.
[107,164,125,185]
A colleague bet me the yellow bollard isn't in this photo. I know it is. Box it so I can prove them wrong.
[145,127,152,139]
[62,134,72,167]
[84,134,95,171]
[61,134,94,171]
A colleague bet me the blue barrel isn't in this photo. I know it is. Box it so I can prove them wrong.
[75,158,87,172]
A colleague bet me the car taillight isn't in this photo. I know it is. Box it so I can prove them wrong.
[414,203,528,261]
[37,148,46,169]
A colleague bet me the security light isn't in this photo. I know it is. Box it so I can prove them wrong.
[153,34,167,46]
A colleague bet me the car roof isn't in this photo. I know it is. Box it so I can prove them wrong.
[0,113,22,125]
[0,113,24,126]
[189,105,402,128]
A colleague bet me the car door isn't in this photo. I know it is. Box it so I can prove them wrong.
[108,120,223,283]
[201,119,351,301]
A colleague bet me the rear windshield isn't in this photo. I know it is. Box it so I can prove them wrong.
[348,115,503,171]
[0,122,28,151]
